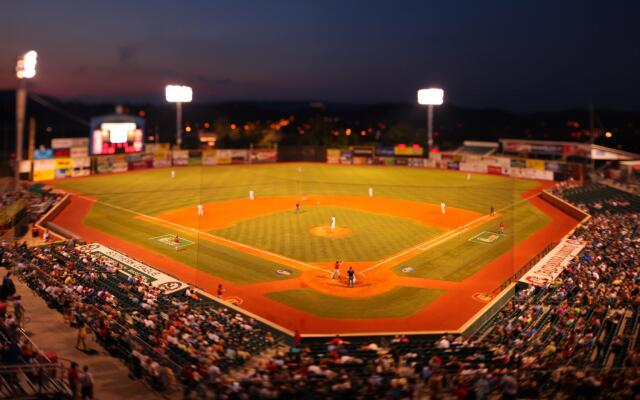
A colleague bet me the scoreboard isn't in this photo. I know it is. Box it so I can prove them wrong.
[89,115,145,155]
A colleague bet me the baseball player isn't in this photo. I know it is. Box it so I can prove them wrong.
[330,216,337,231]
[197,204,204,216]
[295,202,301,213]
[490,206,495,216]
[440,202,446,215]
[249,190,255,201]
[368,187,374,198]
[499,221,505,235]
[171,170,176,179]
[466,173,471,181]
[332,260,341,280]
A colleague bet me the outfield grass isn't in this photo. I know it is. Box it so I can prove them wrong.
[265,287,444,318]
[53,164,546,287]
[214,205,442,261]
[394,201,551,281]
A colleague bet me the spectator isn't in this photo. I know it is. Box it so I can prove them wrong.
[80,365,94,399]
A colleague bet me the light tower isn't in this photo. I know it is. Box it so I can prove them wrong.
[15,50,38,184]
[165,85,193,148]
[417,88,444,152]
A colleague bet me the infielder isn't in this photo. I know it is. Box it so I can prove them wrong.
[197,204,204,216]
[440,202,446,215]
[249,190,255,200]
[331,216,337,231]
[368,187,373,198]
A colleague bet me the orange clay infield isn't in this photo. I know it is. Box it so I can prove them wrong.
[52,182,580,335]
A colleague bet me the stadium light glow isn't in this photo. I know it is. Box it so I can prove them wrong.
[417,87,445,151]
[16,50,38,79]
[165,85,193,103]
[417,88,444,105]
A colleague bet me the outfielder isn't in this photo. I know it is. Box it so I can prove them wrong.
[368,187,374,197]
[171,170,176,179]
[249,190,255,201]
[440,202,446,215]
[197,204,204,216]
[331,216,336,231]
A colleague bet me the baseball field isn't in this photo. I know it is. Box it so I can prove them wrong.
[50,163,580,334]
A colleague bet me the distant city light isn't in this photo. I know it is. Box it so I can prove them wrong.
[185,126,192,133]
[16,50,38,79]
[605,131,613,138]
[165,85,193,103]
[417,88,444,105]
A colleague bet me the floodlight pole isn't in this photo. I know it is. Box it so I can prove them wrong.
[15,79,27,185]
[427,104,434,150]
[176,101,183,149]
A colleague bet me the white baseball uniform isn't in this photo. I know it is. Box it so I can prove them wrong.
[171,170,176,178]
[440,202,446,215]
[368,187,373,197]
[197,204,204,216]
[249,190,255,200]
[331,216,336,231]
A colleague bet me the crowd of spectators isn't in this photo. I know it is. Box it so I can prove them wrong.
[1,240,279,397]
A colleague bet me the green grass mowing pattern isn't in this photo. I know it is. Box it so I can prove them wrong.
[394,201,551,281]
[84,202,300,284]
[214,206,443,262]
[54,164,539,215]
[265,287,444,319]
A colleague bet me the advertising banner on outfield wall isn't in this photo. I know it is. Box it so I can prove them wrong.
[172,150,189,166]
[519,239,585,286]
[352,156,370,165]
[340,150,352,164]
[96,155,128,174]
[487,165,503,175]
[394,145,424,156]
[250,148,277,163]
[505,167,554,181]
[230,149,249,164]
[327,149,341,164]
[33,159,55,182]
[376,146,395,157]
[526,159,546,171]
[78,243,188,293]
[459,162,488,173]
[72,157,91,177]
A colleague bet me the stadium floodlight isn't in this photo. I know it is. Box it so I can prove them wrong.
[165,85,193,148]
[417,88,444,151]
[15,50,38,185]
[16,50,38,79]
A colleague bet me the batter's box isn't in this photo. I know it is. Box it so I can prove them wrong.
[468,231,502,244]
[150,234,195,250]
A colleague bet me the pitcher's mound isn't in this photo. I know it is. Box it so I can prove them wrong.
[309,225,353,238]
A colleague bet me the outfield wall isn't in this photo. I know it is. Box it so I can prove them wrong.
[325,147,569,181]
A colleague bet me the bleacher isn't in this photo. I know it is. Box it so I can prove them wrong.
[554,183,640,214]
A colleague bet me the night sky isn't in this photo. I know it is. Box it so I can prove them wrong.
[1,0,639,111]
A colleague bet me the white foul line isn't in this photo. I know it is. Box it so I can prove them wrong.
[72,193,332,275]
[360,192,541,274]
